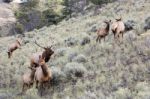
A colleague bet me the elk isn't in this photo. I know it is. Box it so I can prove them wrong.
[34,55,52,90]
[30,41,54,68]
[7,38,21,58]
[96,20,111,43]
[111,17,125,41]
[22,67,36,94]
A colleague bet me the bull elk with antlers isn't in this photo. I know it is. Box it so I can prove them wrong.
[30,41,54,68]
[7,38,21,58]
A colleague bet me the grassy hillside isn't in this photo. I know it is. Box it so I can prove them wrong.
[0,0,150,99]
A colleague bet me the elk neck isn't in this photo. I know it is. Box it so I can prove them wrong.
[42,51,50,62]
[41,63,49,77]
[16,40,21,46]
[106,23,110,32]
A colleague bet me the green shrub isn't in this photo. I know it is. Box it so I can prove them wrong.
[63,62,87,79]
[89,0,116,5]
[24,0,39,10]
[43,9,62,25]
[51,67,66,85]
[72,54,87,63]
[14,22,24,34]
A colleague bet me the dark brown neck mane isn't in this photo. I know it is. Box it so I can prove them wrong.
[42,51,50,62]
[41,64,49,76]
[116,18,122,21]
[106,23,110,32]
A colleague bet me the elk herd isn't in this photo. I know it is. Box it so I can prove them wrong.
[6,17,125,95]
[7,38,54,95]
[96,17,125,43]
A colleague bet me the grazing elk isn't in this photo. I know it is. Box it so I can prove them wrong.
[22,67,36,94]
[96,20,111,43]
[111,17,125,41]
[30,41,54,68]
[34,55,52,90]
[7,38,21,58]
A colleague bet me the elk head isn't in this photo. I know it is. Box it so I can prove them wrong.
[34,41,54,62]
[116,17,122,21]
[104,20,111,24]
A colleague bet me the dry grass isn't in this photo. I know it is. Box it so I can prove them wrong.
[0,0,150,99]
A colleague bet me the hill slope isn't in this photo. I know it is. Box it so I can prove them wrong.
[0,2,17,36]
[0,0,150,99]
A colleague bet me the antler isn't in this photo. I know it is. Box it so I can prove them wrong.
[34,40,45,49]
[48,36,55,48]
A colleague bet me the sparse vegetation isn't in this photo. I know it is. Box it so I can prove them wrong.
[0,0,150,99]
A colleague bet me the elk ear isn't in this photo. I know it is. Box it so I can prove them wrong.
[44,47,47,50]
[103,20,107,23]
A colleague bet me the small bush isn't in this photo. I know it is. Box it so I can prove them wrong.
[43,9,63,25]
[67,51,78,62]
[89,0,116,5]
[89,25,97,32]
[56,48,68,57]
[64,37,79,46]
[144,16,150,31]
[63,62,87,79]
[51,67,66,85]
[125,20,136,31]
[14,22,24,34]
[114,88,132,99]
[24,0,39,10]
[72,54,87,63]
[80,36,91,46]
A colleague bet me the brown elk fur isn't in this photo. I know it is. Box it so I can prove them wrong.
[111,18,125,41]
[7,39,21,58]
[22,67,36,94]
[34,55,52,89]
[30,41,54,68]
[96,20,111,43]
[111,21,118,38]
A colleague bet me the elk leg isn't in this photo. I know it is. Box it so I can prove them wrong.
[104,36,106,41]
[22,83,27,94]
[36,81,39,89]
[121,32,124,41]
[40,83,44,96]
[22,83,25,93]
[112,30,116,39]
[121,33,124,43]
[96,36,100,42]
[8,52,11,58]
[99,36,101,43]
